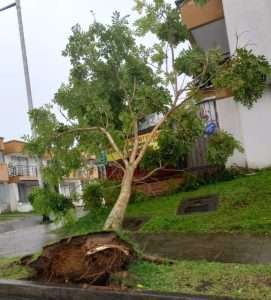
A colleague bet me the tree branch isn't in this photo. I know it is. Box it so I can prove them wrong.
[134,92,193,168]
[133,166,165,183]
[57,127,128,167]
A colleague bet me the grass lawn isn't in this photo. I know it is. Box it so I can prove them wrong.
[128,170,271,234]
[129,260,271,300]
[63,170,271,235]
[2,171,271,299]
[0,257,31,280]
[0,212,33,223]
[1,256,271,299]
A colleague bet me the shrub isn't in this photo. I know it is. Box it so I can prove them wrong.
[29,187,74,223]
[130,191,148,203]
[83,181,103,209]
[83,180,148,209]
[179,168,245,192]
[207,131,244,166]
[180,172,203,192]
[102,180,121,207]
[83,180,120,209]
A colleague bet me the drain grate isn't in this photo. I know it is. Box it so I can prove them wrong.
[177,195,219,215]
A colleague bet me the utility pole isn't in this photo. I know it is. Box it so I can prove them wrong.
[15,0,43,187]
[15,0,34,111]
[0,0,43,187]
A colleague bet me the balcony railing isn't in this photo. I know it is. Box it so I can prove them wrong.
[8,165,38,177]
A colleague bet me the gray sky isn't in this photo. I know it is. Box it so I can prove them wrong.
[0,0,138,140]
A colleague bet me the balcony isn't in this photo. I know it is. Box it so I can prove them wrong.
[3,140,25,154]
[0,164,9,183]
[180,0,224,30]
[200,87,233,101]
[180,0,229,56]
[8,165,38,182]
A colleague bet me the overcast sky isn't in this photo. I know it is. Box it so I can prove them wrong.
[0,0,141,140]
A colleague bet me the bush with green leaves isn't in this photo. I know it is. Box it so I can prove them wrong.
[180,167,245,192]
[83,180,121,209]
[141,106,204,170]
[214,49,271,108]
[83,180,148,209]
[207,131,244,166]
[29,187,74,223]
[83,181,104,209]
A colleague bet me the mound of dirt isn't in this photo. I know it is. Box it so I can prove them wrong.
[28,232,135,285]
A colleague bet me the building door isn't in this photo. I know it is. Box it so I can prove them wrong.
[18,182,38,203]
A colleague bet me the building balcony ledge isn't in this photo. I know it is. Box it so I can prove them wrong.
[8,165,38,183]
[0,163,9,183]
[180,0,224,30]
[200,87,233,101]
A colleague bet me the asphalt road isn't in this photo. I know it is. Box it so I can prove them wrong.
[0,216,58,257]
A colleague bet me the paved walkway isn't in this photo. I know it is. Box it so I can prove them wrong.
[0,216,58,258]
[133,232,271,264]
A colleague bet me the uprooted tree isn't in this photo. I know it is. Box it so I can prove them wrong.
[26,0,271,231]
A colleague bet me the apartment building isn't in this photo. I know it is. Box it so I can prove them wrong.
[178,0,271,169]
[0,137,99,213]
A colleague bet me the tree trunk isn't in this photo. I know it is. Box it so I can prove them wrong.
[104,167,135,231]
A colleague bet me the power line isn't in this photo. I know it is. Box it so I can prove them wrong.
[0,2,16,12]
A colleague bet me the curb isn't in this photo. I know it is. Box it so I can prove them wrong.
[0,280,237,300]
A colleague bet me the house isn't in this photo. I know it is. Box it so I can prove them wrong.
[0,137,99,213]
[178,0,271,169]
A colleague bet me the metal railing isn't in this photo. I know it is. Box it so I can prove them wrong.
[8,164,38,177]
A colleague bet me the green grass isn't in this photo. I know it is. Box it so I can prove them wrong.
[127,170,271,234]
[60,208,109,236]
[0,212,33,223]
[1,256,271,299]
[0,257,31,280]
[129,260,271,300]
[63,170,271,235]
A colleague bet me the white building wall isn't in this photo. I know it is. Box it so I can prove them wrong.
[216,97,247,167]
[0,184,10,213]
[0,183,20,213]
[220,0,271,168]
[8,183,20,212]
[238,90,271,169]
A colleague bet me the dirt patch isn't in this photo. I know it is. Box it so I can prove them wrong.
[123,217,150,231]
[27,232,135,286]
[177,195,219,215]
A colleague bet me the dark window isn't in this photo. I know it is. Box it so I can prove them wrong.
[200,99,219,128]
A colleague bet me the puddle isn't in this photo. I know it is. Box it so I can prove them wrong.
[0,216,59,258]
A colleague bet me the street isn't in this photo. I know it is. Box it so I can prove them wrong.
[0,216,58,257]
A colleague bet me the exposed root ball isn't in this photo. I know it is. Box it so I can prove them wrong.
[29,232,135,285]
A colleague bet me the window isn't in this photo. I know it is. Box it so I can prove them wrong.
[61,182,77,198]
[199,99,219,128]
[11,156,29,166]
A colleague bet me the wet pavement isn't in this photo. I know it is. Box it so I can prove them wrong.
[3,215,271,264]
[132,232,271,264]
[0,216,58,258]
